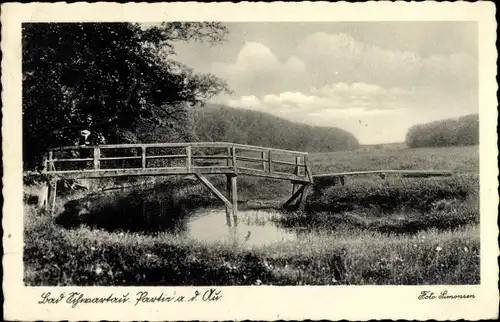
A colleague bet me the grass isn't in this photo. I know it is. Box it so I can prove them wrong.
[23,145,480,285]
[310,145,478,173]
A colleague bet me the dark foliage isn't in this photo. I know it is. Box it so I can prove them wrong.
[23,22,230,170]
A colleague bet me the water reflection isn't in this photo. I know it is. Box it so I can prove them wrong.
[185,209,298,247]
[58,193,308,246]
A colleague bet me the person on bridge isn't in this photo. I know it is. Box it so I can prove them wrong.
[78,129,92,169]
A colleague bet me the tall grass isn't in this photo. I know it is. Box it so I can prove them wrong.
[24,207,479,285]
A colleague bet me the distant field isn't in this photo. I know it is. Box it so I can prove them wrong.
[24,145,480,285]
[310,145,478,174]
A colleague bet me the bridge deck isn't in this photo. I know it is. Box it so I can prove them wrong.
[313,169,453,179]
[46,166,311,182]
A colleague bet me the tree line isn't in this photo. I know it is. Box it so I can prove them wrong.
[405,114,479,148]
[195,104,360,152]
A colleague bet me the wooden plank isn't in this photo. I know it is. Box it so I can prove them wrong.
[42,154,48,172]
[51,158,93,162]
[298,184,310,211]
[232,146,237,172]
[313,170,453,178]
[44,165,309,182]
[145,154,187,159]
[191,155,230,159]
[235,155,267,163]
[93,148,100,170]
[237,168,309,182]
[50,141,309,156]
[268,150,273,173]
[192,166,231,169]
[227,148,231,167]
[305,164,314,184]
[295,156,300,176]
[99,156,141,161]
[226,174,232,227]
[232,143,308,156]
[49,180,58,214]
[304,154,313,183]
[186,146,192,172]
[270,159,305,167]
[238,166,265,172]
[46,167,234,179]
[195,173,232,209]
[231,175,238,227]
[48,151,55,171]
[141,146,146,168]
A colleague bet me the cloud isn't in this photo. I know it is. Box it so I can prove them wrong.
[295,32,476,92]
[311,82,395,98]
[210,32,476,101]
[227,95,261,109]
[222,80,411,119]
[262,91,336,110]
[211,42,309,96]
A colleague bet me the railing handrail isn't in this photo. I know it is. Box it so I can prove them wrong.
[48,141,309,156]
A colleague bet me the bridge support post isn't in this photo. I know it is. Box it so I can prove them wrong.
[283,183,311,211]
[195,173,237,227]
[230,174,238,227]
[225,174,232,227]
[298,184,310,211]
[283,184,304,209]
[46,179,58,215]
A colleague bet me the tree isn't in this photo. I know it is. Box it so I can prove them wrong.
[22,22,230,170]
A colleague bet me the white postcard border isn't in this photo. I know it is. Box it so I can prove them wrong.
[2,2,498,321]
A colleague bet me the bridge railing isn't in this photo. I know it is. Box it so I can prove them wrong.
[43,142,311,180]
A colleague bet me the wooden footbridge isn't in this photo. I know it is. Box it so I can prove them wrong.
[41,142,314,227]
[40,141,453,227]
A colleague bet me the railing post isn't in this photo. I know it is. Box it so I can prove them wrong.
[304,154,313,183]
[141,146,146,169]
[232,145,237,172]
[186,145,192,172]
[295,156,300,176]
[261,151,266,171]
[93,148,100,170]
[268,150,272,173]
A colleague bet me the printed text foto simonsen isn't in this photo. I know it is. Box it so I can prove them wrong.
[418,291,475,300]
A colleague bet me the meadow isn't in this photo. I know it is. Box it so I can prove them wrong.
[23,145,480,285]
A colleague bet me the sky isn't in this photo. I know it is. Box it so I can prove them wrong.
[173,22,478,144]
